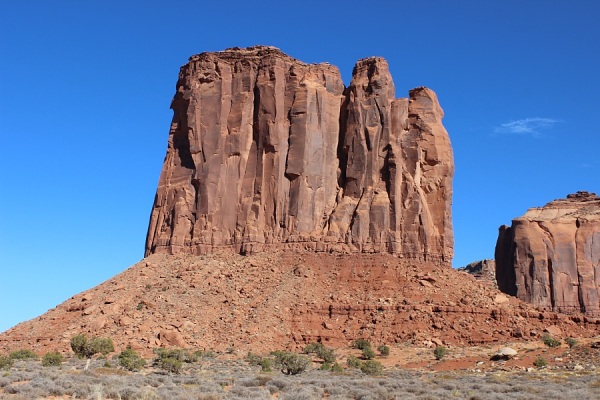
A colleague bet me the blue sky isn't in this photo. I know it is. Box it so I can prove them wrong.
[1,0,598,333]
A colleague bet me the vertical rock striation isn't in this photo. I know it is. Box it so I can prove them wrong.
[495,191,600,314]
[145,46,454,263]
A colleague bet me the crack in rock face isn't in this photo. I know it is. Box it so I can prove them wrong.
[145,46,454,264]
[495,191,600,314]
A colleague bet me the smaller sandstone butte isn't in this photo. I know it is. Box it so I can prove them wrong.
[145,46,454,263]
[495,191,600,314]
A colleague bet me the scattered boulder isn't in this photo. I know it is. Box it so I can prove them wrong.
[491,347,518,361]
[494,294,509,304]
[544,325,563,337]
[158,330,186,348]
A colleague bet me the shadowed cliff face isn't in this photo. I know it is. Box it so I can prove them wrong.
[145,46,454,263]
[495,191,600,314]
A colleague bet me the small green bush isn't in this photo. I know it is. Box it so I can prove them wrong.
[9,349,38,360]
[352,338,371,350]
[319,361,344,372]
[90,337,114,356]
[543,334,561,348]
[534,356,548,368]
[118,347,146,371]
[158,356,182,374]
[434,346,447,360]
[246,352,273,372]
[377,344,390,357]
[259,358,273,372]
[70,334,114,358]
[246,351,263,365]
[360,360,383,375]
[70,334,88,358]
[154,348,190,362]
[303,342,326,354]
[303,342,336,363]
[565,337,577,348]
[42,352,63,367]
[271,351,310,375]
[319,362,332,371]
[153,347,208,374]
[0,355,13,370]
[346,355,362,368]
[320,348,336,363]
[361,346,376,360]
[330,362,344,373]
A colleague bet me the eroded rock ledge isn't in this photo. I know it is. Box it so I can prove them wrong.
[146,46,454,263]
[496,191,600,314]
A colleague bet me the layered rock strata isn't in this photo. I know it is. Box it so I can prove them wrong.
[495,191,600,314]
[146,46,454,262]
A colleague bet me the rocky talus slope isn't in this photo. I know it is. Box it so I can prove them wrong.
[146,46,454,262]
[496,191,600,315]
[1,252,598,356]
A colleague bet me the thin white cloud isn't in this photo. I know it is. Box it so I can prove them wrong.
[494,117,560,137]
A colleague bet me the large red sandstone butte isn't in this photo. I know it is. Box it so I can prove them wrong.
[145,46,454,263]
[496,191,600,314]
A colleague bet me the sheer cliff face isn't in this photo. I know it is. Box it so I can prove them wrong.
[145,46,454,263]
[495,191,600,314]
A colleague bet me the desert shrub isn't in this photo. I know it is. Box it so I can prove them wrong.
[184,349,214,363]
[317,347,336,363]
[303,342,326,354]
[377,344,390,357]
[9,349,38,360]
[346,355,362,368]
[260,358,273,372]
[360,360,384,375]
[91,337,114,355]
[319,362,332,370]
[70,334,114,358]
[566,337,577,348]
[70,334,88,358]
[330,362,344,373]
[352,338,371,350]
[245,352,273,372]
[534,356,548,368]
[434,346,447,360]
[153,348,202,365]
[543,334,561,348]
[246,351,263,365]
[153,348,187,374]
[271,351,310,375]
[118,347,146,371]
[0,355,13,369]
[361,346,376,360]
[158,356,182,374]
[42,352,63,366]
[303,342,336,363]
[320,361,344,372]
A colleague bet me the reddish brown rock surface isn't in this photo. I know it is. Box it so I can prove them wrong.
[145,46,454,263]
[496,191,600,315]
[2,252,598,356]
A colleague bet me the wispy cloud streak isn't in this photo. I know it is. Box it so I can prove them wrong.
[494,118,560,137]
